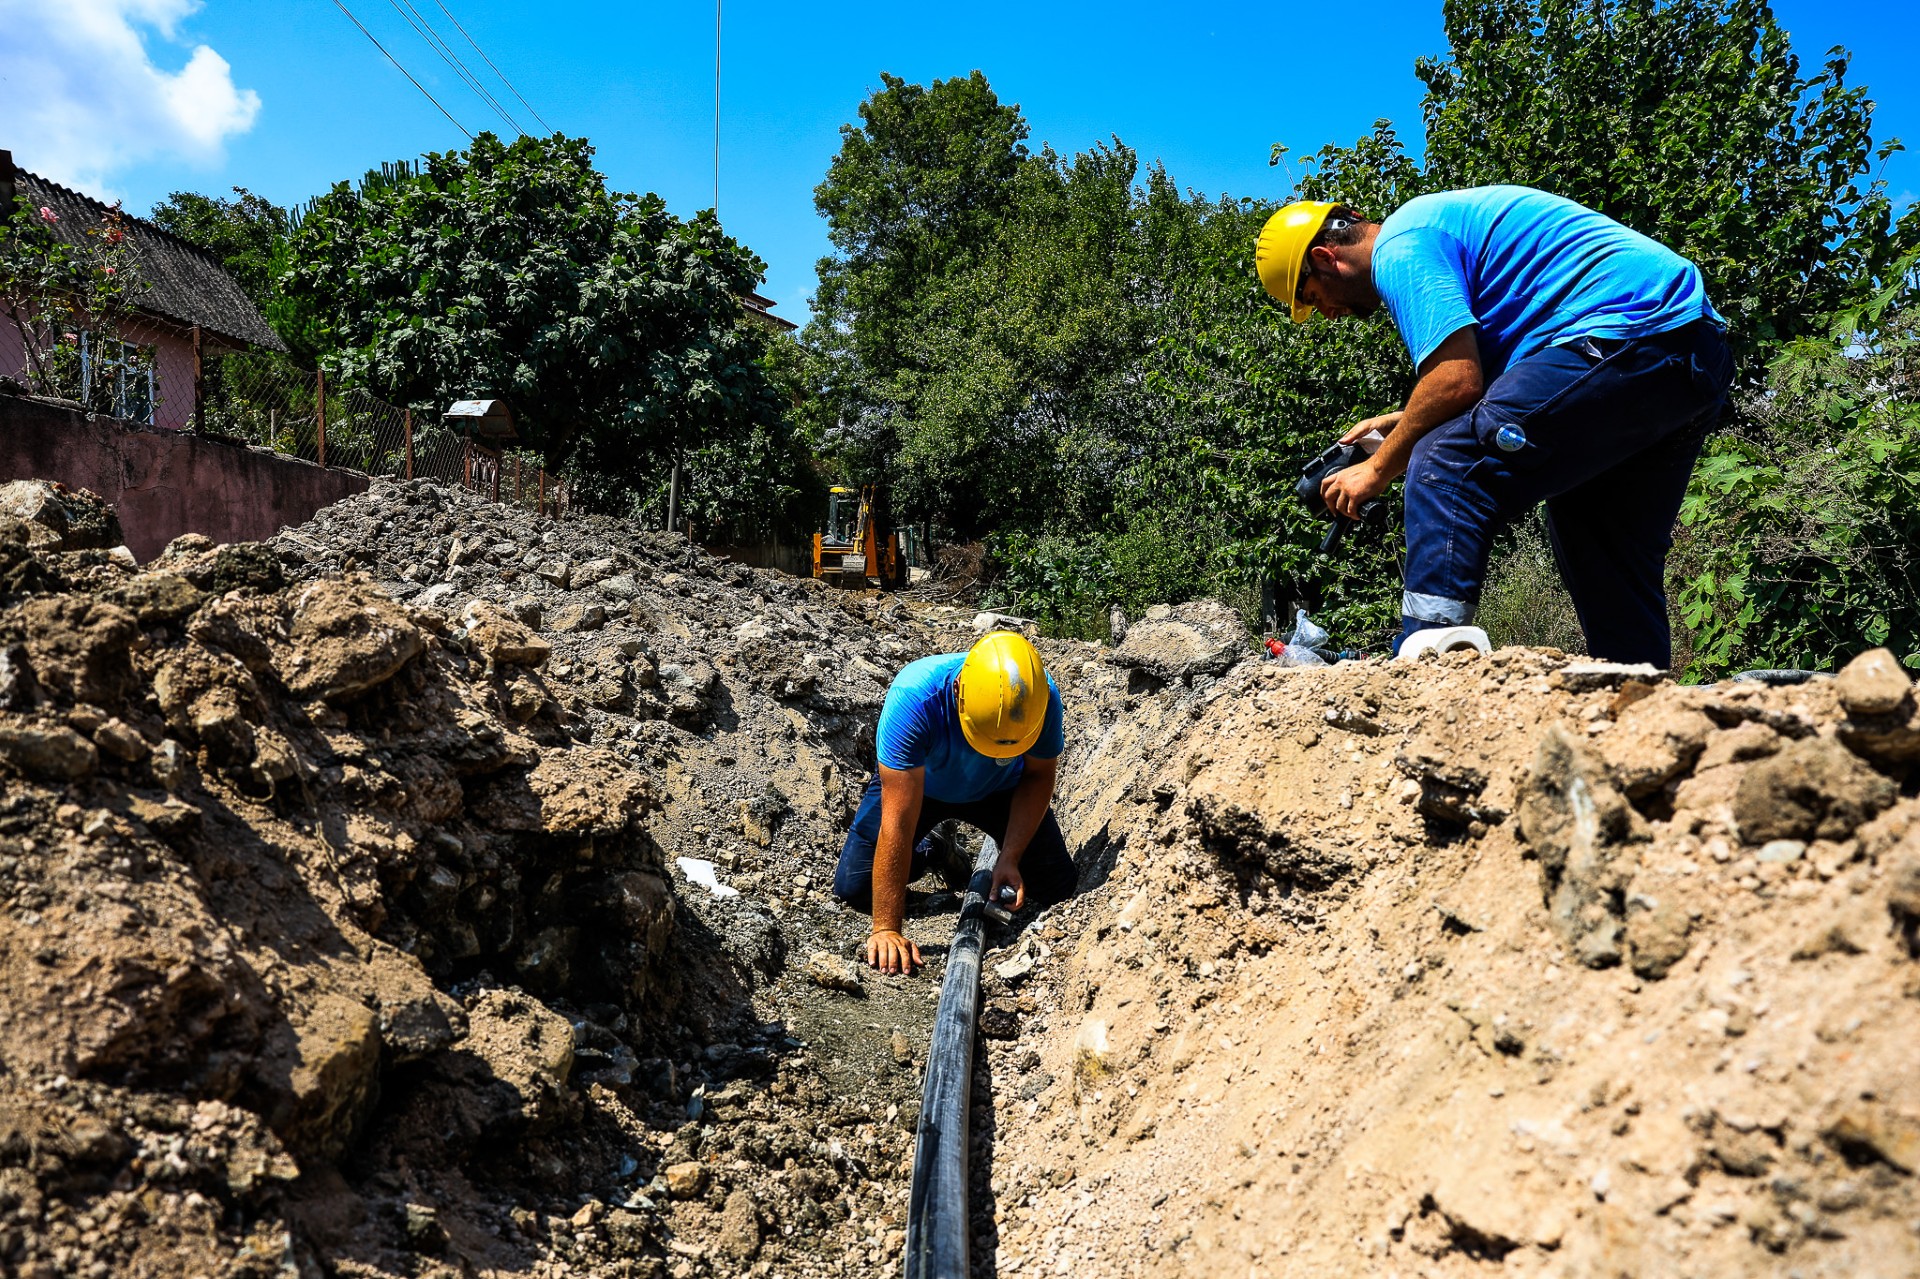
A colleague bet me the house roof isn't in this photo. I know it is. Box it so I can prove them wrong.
[743,291,798,333]
[6,156,285,353]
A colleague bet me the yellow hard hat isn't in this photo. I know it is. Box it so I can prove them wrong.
[956,631,1049,759]
[1255,199,1339,322]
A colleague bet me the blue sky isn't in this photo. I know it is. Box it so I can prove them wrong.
[6,0,1916,324]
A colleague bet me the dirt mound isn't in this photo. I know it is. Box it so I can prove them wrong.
[0,479,1208,1278]
[0,505,688,1275]
[5,474,1914,1279]
[986,649,1920,1277]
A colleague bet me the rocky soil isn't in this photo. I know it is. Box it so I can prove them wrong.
[0,475,1915,1279]
[986,649,1920,1278]
[0,478,1239,1279]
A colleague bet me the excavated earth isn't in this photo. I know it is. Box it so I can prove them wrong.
[989,650,1920,1279]
[0,476,1915,1279]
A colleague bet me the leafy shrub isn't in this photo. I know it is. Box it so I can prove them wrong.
[1676,263,1920,675]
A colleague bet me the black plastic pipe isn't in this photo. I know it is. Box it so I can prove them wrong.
[905,836,1002,1279]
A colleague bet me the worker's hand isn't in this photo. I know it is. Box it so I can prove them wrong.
[1320,460,1389,521]
[1340,411,1403,445]
[864,929,923,976]
[989,854,1026,912]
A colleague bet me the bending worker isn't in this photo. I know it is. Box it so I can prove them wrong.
[1256,185,1734,669]
[833,631,1076,975]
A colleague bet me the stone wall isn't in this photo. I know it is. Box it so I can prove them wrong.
[0,391,367,561]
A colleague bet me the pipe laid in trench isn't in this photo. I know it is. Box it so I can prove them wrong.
[905,836,1005,1279]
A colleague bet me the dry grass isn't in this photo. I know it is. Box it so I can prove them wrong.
[1477,516,1587,655]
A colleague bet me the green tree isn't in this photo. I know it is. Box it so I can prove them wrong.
[1415,0,1912,359]
[277,133,790,512]
[808,71,1034,506]
[813,71,1029,370]
[148,187,289,313]
[891,141,1153,537]
[1674,253,1920,675]
[805,5,1913,657]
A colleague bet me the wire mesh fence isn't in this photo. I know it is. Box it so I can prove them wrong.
[5,311,574,516]
[198,349,569,514]
[0,316,192,430]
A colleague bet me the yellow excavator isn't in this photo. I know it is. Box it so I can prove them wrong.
[812,485,906,589]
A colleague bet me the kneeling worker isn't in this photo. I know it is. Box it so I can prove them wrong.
[833,631,1076,975]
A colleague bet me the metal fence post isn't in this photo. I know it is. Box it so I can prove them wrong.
[404,409,415,480]
[316,368,328,467]
[491,448,501,503]
[190,325,204,433]
[514,455,522,506]
[462,436,472,491]
[538,469,546,517]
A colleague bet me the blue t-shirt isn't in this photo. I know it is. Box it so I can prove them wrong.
[1372,185,1724,379]
[876,653,1066,804]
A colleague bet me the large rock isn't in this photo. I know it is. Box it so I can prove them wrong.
[11,596,139,704]
[1396,719,1503,826]
[717,1188,762,1260]
[0,480,123,551]
[1835,647,1913,716]
[1596,692,1714,798]
[1517,726,1643,967]
[277,580,425,702]
[0,719,98,780]
[525,747,653,836]
[104,571,206,625]
[152,647,263,766]
[1835,648,1920,764]
[1106,599,1247,681]
[262,992,383,1162]
[463,989,575,1127]
[1733,736,1896,843]
[458,600,551,668]
[1624,891,1694,980]
[0,535,65,605]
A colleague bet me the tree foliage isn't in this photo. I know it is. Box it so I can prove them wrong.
[806,0,1913,666]
[1414,0,1912,359]
[1674,253,1920,674]
[277,133,792,527]
[148,187,289,315]
[813,71,1029,373]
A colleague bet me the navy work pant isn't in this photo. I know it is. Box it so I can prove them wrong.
[831,775,1078,909]
[1399,319,1734,668]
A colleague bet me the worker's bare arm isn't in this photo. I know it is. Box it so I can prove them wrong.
[1339,409,1405,443]
[866,763,925,974]
[1321,327,1484,519]
[991,755,1058,911]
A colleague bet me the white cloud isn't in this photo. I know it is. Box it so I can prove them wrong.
[0,0,260,195]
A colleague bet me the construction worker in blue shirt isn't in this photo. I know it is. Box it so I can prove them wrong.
[833,631,1077,975]
[1255,185,1735,669]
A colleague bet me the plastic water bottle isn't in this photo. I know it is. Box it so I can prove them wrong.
[1494,424,1527,453]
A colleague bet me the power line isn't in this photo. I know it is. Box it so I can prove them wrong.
[387,0,524,135]
[331,0,472,140]
[428,0,557,135]
[390,0,507,129]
